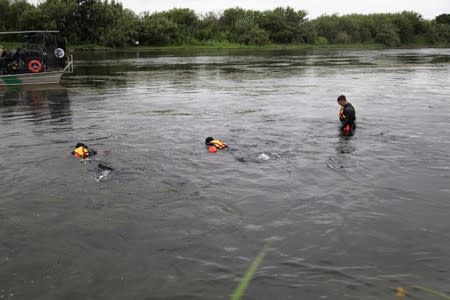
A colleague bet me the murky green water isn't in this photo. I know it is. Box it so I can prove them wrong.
[1,48,450,299]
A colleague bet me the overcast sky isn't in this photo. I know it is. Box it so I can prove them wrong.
[29,0,449,19]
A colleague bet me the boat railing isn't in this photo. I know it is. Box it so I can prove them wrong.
[63,55,73,73]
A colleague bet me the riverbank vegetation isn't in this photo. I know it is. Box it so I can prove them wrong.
[0,0,449,49]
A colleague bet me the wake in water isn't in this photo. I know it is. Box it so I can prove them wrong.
[79,158,114,182]
[95,169,112,182]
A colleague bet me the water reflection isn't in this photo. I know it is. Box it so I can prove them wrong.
[0,85,72,126]
[327,133,357,181]
[336,135,356,154]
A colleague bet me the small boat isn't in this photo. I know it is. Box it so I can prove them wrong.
[0,31,73,87]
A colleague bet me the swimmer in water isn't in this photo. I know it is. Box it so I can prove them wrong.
[205,137,228,153]
[71,143,113,181]
[72,143,97,159]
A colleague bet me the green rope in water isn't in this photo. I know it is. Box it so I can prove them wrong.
[231,245,450,300]
[231,244,270,300]
[406,285,450,300]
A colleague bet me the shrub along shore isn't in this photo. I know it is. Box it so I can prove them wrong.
[0,1,449,49]
[67,43,448,52]
[1,41,448,53]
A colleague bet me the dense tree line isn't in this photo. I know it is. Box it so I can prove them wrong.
[0,0,449,47]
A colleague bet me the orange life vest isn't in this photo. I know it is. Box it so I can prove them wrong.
[73,146,90,158]
[339,106,346,122]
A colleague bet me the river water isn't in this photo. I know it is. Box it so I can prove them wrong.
[1,48,449,299]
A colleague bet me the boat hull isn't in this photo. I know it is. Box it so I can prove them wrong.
[0,71,64,87]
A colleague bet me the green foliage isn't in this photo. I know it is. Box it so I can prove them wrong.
[310,12,435,46]
[221,7,258,43]
[18,6,46,30]
[195,12,223,41]
[315,36,328,45]
[163,8,198,42]
[376,22,400,46]
[391,11,424,43]
[105,7,138,47]
[436,14,450,25]
[425,21,450,43]
[312,14,340,43]
[336,31,351,43]
[164,8,197,28]
[0,0,8,30]
[138,13,178,46]
[242,25,270,46]
[0,1,448,47]
[428,14,450,43]
[258,7,309,43]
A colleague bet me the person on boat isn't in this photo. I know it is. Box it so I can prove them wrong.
[72,143,97,159]
[337,95,356,135]
[205,137,228,153]
[0,46,7,74]
[5,48,22,64]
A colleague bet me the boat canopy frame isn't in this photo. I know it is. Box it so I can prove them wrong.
[1,30,70,74]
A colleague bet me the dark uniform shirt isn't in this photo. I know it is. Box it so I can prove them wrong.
[339,103,356,130]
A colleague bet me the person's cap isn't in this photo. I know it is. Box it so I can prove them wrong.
[205,137,214,144]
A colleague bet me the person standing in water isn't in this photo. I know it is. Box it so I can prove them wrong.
[337,95,356,135]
